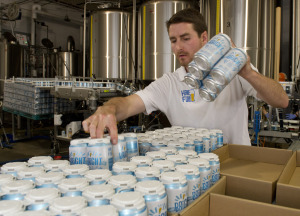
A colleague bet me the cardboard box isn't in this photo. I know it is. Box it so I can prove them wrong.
[276,151,300,209]
[213,144,293,203]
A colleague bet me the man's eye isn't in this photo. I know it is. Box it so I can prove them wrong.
[171,40,176,43]
[183,37,190,41]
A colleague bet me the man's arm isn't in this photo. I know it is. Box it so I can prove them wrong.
[82,94,146,143]
[238,57,289,108]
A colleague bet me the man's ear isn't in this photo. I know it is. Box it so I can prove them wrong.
[201,31,208,44]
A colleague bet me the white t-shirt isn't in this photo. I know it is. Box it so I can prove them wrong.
[135,66,258,146]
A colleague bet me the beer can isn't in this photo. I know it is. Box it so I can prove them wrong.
[43,160,70,172]
[177,150,198,160]
[199,153,220,185]
[139,138,152,156]
[175,164,201,205]
[0,174,15,192]
[35,172,65,188]
[82,184,115,206]
[107,175,137,193]
[209,131,217,151]
[159,146,178,155]
[160,171,188,213]
[151,160,175,173]
[154,129,165,134]
[110,192,147,216]
[146,151,166,161]
[58,177,89,197]
[69,138,88,165]
[0,200,25,215]
[194,33,231,71]
[123,133,139,160]
[135,180,167,216]
[173,134,187,140]
[49,196,87,215]
[135,166,160,182]
[150,140,167,152]
[198,86,217,102]
[167,141,185,151]
[63,164,89,178]
[84,169,112,185]
[178,139,195,151]
[171,126,183,130]
[189,135,204,154]
[112,135,128,163]
[17,167,45,182]
[87,138,113,170]
[112,162,137,176]
[201,133,211,153]
[0,162,28,177]
[187,158,211,194]
[130,156,153,167]
[166,154,187,166]
[184,72,203,89]
[210,48,248,85]
[27,156,53,167]
[24,188,60,211]
[1,180,35,200]
[203,75,225,94]
[81,205,118,216]
[210,129,224,148]
[187,61,209,80]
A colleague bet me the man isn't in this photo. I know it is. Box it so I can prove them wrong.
[83,8,289,146]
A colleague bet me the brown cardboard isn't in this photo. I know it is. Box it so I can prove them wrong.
[213,144,293,203]
[277,151,300,209]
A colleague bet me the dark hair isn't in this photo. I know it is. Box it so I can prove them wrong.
[166,8,208,37]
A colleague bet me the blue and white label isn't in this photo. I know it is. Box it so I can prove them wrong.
[112,141,127,163]
[69,144,87,165]
[87,144,113,170]
[145,193,167,216]
[186,175,201,205]
[165,184,188,213]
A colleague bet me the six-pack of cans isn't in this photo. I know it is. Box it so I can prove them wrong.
[0,126,223,215]
[184,33,248,102]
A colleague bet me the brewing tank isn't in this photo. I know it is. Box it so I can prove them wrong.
[138,0,192,81]
[57,52,80,78]
[199,0,275,78]
[90,9,132,80]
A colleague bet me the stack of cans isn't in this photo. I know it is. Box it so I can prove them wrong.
[184,33,248,101]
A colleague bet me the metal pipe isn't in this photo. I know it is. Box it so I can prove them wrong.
[83,1,87,79]
[132,0,136,81]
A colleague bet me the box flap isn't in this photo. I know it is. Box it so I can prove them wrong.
[278,152,296,184]
[276,183,300,209]
[210,193,300,216]
[212,145,229,163]
[297,151,300,166]
[289,167,300,186]
[226,144,292,165]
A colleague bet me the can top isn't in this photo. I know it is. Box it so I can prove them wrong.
[43,160,70,171]
[151,140,167,146]
[198,88,215,102]
[84,169,112,181]
[175,164,200,175]
[151,160,175,170]
[210,129,223,133]
[139,137,152,143]
[118,135,125,141]
[63,164,89,175]
[145,131,156,135]
[70,138,89,146]
[195,128,209,133]
[130,156,153,165]
[134,167,160,178]
[112,162,137,173]
[135,180,165,196]
[171,126,183,130]
[136,134,149,140]
[209,131,217,135]
[163,137,177,142]
[173,134,187,139]
[111,192,145,211]
[1,180,35,194]
[122,133,137,138]
[80,205,118,216]
[166,154,187,163]
[178,139,194,145]
[184,127,196,131]
[17,210,51,216]
[24,188,60,204]
[82,184,115,201]
[167,141,184,148]
[58,178,89,192]
[161,127,173,131]
[188,135,203,141]
[35,172,64,185]
[187,63,201,79]
[199,153,219,161]
[28,156,53,166]
[89,138,110,145]
[107,175,137,188]
[159,147,178,154]
[49,196,87,214]
[153,129,165,134]
[17,167,45,179]
[1,162,28,173]
[178,150,198,158]
[184,74,200,89]
[0,174,15,185]
[0,200,24,215]
[146,151,166,160]
[150,134,164,140]
[160,171,187,185]
[188,158,210,168]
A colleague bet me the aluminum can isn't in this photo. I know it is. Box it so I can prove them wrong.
[210,48,248,85]
[190,135,204,154]
[0,174,15,193]
[135,166,160,182]
[166,154,187,166]
[159,147,178,155]
[84,169,112,185]
[0,200,24,215]
[187,158,211,194]
[82,184,115,206]
[112,162,137,176]
[24,188,60,211]
[107,175,137,193]
[69,138,88,165]
[175,165,201,205]
[135,180,167,216]
[167,141,185,151]
[177,150,198,160]
[199,153,220,185]
[203,74,225,94]
[123,133,139,160]
[43,160,69,172]
[184,72,203,89]
[87,138,113,170]
[63,164,89,178]
[171,126,183,130]
[139,138,152,156]
[49,196,87,215]
[1,180,35,200]
[0,162,27,177]
[198,86,217,102]
[150,140,167,152]
[35,172,64,188]
[209,131,218,151]
[81,205,118,216]
[146,151,166,161]
[112,135,128,162]
[58,177,89,197]
[160,171,188,213]
[179,139,195,151]
[202,133,211,153]
[111,192,147,216]
[17,167,45,182]
[187,61,210,80]
[27,156,53,167]
[130,156,153,167]
[194,33,231,71]
[210,129,224,148]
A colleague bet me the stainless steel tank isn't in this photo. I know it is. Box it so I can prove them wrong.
[57,52,80,78]
[138,0,192,81]
[293,0,300,81]
[90,9,132,80]
[199,0,275,78]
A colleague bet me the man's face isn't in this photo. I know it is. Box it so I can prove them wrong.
[169,22,205,68]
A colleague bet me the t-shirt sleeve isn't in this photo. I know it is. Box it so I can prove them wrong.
[135,73,171,115]
[238,63,259,99]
